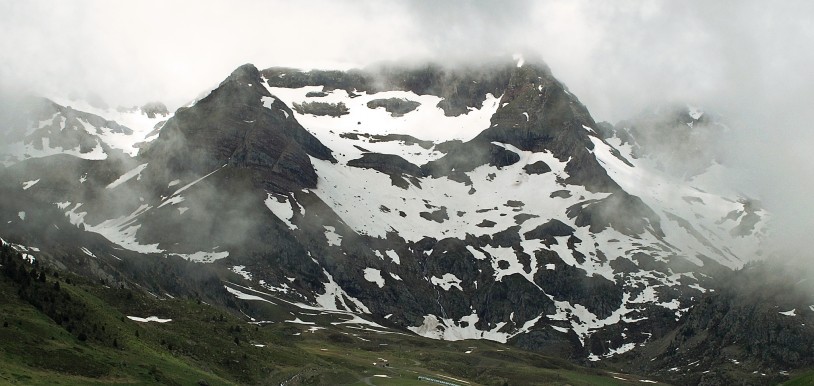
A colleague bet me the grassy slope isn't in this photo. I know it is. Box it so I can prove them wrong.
[0,251,667,385]
[783,370,814,386]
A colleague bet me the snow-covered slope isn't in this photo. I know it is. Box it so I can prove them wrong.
[0,60,769,362]
[0,97,171,166]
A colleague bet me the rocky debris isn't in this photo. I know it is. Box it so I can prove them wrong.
[340,132,435,150]
[293,101,349,117]
[513,213,539,225]
[611,262,814,386]
[421,142,520,179]
[263,62,514,116]
[476,219,497,228]
[366,98,421,117]
[473,63,619,193]
[347,153,423,177]
[549,190,571,199]
[523,219,575,245]
[720,199,762,237]
[419,207,449,223]
[523,160,551,175]
[535,254,623,319]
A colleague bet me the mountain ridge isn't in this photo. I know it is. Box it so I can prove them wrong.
[0,58,797,386]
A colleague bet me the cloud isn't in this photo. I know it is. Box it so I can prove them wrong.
[1,0,812,256]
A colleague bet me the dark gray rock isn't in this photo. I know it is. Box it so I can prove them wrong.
[140,64,336,194]
[366,98,421,117]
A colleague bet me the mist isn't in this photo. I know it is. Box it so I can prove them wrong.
[2,0,812,257]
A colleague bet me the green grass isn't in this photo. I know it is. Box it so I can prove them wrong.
[783,369,814,386]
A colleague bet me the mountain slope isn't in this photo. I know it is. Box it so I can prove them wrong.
[0,244,666,385]
[0,58,773,372]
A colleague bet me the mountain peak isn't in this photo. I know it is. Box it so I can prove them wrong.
[227,63,261,83]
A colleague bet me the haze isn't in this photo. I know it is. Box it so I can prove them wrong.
[1,0,812,256]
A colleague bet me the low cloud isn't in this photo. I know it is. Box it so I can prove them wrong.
[1,0,812,257]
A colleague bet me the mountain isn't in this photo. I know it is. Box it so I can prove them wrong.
[0,57,806,385]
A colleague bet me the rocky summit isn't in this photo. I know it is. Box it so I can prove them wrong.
[1,57,810,385]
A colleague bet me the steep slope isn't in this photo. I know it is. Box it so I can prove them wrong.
[607,262,814,386]
[140,63,336,194]
[0,58,771,368]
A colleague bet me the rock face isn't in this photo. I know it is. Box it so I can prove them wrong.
[262,62,514,116]
[141,64,335,194]
[0,58,773,379]
[611,262,814,386]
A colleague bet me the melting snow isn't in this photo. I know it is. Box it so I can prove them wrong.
[127,316,171,323]
[21,179,40,190]
[265,193,297,230]
[324,226,342,246]
[285,317,315,325]
[385,249,401,264]
[268,85,501,145]
[225,286,277,305]
[430,273,463,291]
[106,163,148,189]
[409,312,541,343]
[84,204,163,253]
[231,265,252,281]
[261,96,276,109]
[779,309,796,316]
[363,268,385,288]
[172,250,229,263]
[314,269,370,313]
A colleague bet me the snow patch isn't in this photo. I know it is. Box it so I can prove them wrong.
[265,193,297,230]
[261,96,276,109]
[106,163,148,189]
[324,226,342,246]
[430,273,463,291]
[172,250,229,263]
[231,265,252,281]
[385,249,401,264]
[21,179,40,190]
[780,309,796,316]
[409,312,541,343]
[127,316,171,323]
[363,268,385,288]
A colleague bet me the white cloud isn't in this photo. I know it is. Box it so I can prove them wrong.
[1,0,812,256]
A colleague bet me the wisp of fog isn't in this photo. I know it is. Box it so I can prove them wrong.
[1,0,812,258]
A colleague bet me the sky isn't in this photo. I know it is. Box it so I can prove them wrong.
[1,0,813,255]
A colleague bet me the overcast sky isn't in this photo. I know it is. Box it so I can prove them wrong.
[1,0,813,255]
[1,1,811,119]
